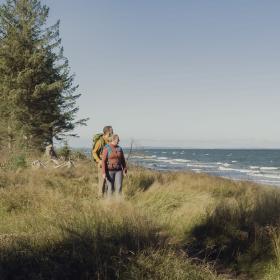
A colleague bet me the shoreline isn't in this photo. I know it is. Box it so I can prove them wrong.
[125,148,280,188]
[79,146,280,187]
[130,163,280,188]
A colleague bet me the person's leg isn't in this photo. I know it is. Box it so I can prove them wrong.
[97,165,106,197]
[106,171,116,198]
[114,170,123,197]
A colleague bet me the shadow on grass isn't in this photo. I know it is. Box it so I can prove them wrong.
[185,188,280,275]
[0,218,164,279]
[124,171,156,197]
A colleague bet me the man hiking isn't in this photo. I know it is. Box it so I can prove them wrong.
[92,126,113,197]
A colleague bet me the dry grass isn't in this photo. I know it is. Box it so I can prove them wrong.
[1,157,280,279]
[0,160,225,280]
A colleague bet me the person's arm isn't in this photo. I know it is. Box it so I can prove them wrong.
[92,140,102,163]
[102,148,108,176]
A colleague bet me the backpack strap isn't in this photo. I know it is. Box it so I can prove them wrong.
[105,145,122,158]
[104,144,113,158]
[99,136,105,151]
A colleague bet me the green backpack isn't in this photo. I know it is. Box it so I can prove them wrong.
[92,133,105,161]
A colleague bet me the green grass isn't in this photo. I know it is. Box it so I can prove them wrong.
[1,157,280,279]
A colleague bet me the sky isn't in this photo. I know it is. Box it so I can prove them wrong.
[31,1,280,147]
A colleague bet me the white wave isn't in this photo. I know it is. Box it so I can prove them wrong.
[250,166,259,169]
[161,151,167,154]
[141,155,157,159]
[158,164,168,168]
[223,163,231,167]
[172,152,177,155]
[216,162,223,165]
[204,153,209,156]
[248,170,260,175]
[131,155,146,159]
[188,163,217,168]
[162,159,179,165]
[260,167,278,171]
[219,166,253,173]
[219,167,236,171]
[253,173,280,180]
[227,153,232,156]
[173,159,190,163]
[180,152,185,154]
[192,169,202,173]
[236,169,252,173]
[153,158,176,164]
[231,161,238,163]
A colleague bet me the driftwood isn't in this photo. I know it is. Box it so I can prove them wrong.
[32,160,47,169]
[31,145,75,169]
[32,159,75,169]
[54,160,75,169]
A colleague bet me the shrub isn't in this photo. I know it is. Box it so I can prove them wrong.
[56,142,71,161]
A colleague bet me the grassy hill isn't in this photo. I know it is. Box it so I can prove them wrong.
[0,157,280,279]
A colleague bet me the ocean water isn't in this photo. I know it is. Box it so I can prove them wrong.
[84,148,280,186]
[126,149,280,187]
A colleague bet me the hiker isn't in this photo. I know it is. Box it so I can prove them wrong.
[92,126,113,197]
[102,134,127,198]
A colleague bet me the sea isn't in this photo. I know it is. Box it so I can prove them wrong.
[84,148,280,187]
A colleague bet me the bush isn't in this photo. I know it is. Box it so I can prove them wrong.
[0,153,28,170]
[71,150,88,160]
[56,142,71,160]
[13,154,27,169]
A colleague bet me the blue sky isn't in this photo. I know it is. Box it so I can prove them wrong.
[28,1,280,147]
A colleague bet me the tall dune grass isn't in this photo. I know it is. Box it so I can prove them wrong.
[0,159,225,280]
[1,155,280,279]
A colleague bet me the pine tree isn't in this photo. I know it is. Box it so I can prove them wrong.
[0,0,87,150]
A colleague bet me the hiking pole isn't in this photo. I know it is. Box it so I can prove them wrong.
[126,139,134,163]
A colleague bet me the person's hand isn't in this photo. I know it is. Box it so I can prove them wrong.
[123,168,128,177]
[102,174,106,180]
[98,161,102,168]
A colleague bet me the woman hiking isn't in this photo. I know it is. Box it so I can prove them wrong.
[102,134,127,197]
[92,125,113,197]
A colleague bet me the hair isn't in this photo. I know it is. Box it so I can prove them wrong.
[109,134,119,143]
[103,126,112,135]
